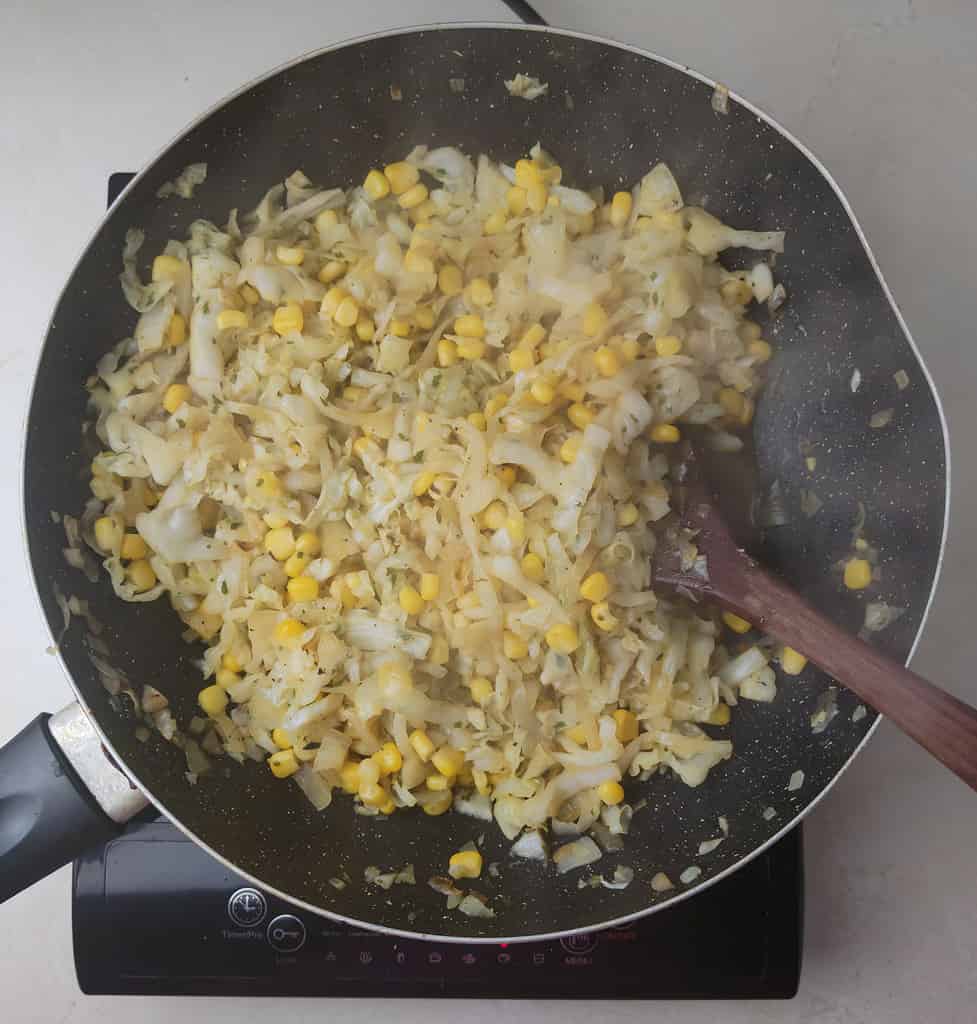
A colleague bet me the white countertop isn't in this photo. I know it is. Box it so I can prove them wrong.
[2,1,976,1021]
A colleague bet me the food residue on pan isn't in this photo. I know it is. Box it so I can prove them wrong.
[893,369,910,391]
[448,77,466,94]
[711,83,730,115]
[852,704,867,723]
[810,687,839,734]
[504,73,549,100]
[651,871,674,893]
[869,408,894,429]
[679,865,702,885]
[762,806,777,821]
[156,162,207,200]
[787,769,805,792]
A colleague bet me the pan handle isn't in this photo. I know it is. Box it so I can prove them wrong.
[0,704,148,904]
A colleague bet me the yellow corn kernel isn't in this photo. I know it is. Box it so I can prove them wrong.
[429,634,450,665]
[93,516,122,553]
[357,759,381,788]
[363,169,391,200]
[215,668,239,689]
[722,610,752,634]
[359,781,387,807]
[590,601,618,632]
[120,532,148,561]
[352,436,374,459]
[558,383,584,405]
[781,646,809,676]
[264,513,288,530]
[162,383,191,414]
[342,386,367,402]
[426,773,451,792]
[749,339,773,363]
[254,471,282,500]
[740,321,763,341]
[398,183,429,210]
[509,347,535,373]
[584,302,610,337]
[454,314,485,338]
[166,312,187,346]
[339,760,361,794]
[594,345,620,376]
[530,378,556,404]
[419,573,440,601]
[598,780,625,805]
[502,631,529,660]
[480,500,507,532]
[264,527,295,561]
[404,249,434,275]
[389,318,411,338]
[222,652,243,673]
[467,411,488,431]
[545,623,579,654]
[412,470,438,498]
[315,208,339,233]
[707,703,731,726]
[456,338,486,360]
[507,185,528,215]
[333,296,359,328]
[409,729,436,762]
[485,394,508,417]
[610,191,633,228]
[317,260,347,285]
[383,160,420,195]
[272,302,304,336]
[559,435,582,464]
[564,724,588,746]
[320,287,346,319]
[271,728,293,750]
[650,423,681,444]
[273,618,306,646]
[504,516,525,543]
[526,182,548,213]
[216,308,248,331]
[198,685,228,717]
[432,746,465,778]
[422,792,453,815]
[127,559,156,592]
[329,578,357,610]
[379,797,397,815]
[527,596,540,609]
[287,575,319,602]
[521,322,547,348]
[355,315,375,342]
[375,741,403,775]
[448,850,483,880]
[483,209,508,234]
[496,464,517,487]
[655,335,683,357]
[616,503,640,527]
[721,278,753,305]
[619,337,641,362]
[843,557,873,590]
[151,254,186,281]
[567,402,596,430]
[613,709,639,743]
[579,571,610,603]
[276,245,305,266]
[267,749,299,779]
[469,676,494,706]
[439,264,464,296]
[718,387,746,419]
[521,553,545,582]
[399,585,425,616]
[468,277,493,307]
[414,305,435,329]
[514,159,543,189]
[294,531,320,558]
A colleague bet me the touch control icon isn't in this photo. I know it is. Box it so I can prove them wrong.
[227,887,267,928]
[266,914,307,953]
[560,933,597,955]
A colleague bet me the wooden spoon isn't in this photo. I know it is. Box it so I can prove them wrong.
[653,447,977,792]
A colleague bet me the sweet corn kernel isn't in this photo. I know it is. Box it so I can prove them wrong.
[613,709,639,742]
[503,631,529,660]
[422,792,453,815]
[485,394,508,417]
[151,254,186,281]
[456,338,486,360]
[515,159,544,189]
[610,191,633,228]
[429,634,450,665]
[480,500,508,531]
[740,321,763,341]
[721,278,753,305]
[334,296,360,328]
[315,209,339,233]
[295,531,320,558]
[506,347,534,374]
[504,515,524,543]
[579,572,610,603]
[316,260,347,286]
[399,586,425,615]
[439,264,464,295]
[722,610,752,634]
[120,533,148,561]
[619,337,641,361]
[379,797,397,815]
[749,339,773,363]
[272,302,304,336]
[409,729,435,762]
[431,747,465,778]
[276,245,305,266]
[530,378,556,404]
[198,685,228,716]
[414,305,435,329]
[418,573,440,602]
[707,703,731,726]
[496,464,517,487]
[781,646,809,676]
[467,411,487,431]
[454,314,485,338]
[413,470,437,497]
[352,436,374,458]
[271,728,293,750]
[507,185,528,215]
[329,578,357,610]
[166,312,187,346]
[545,623,579,654]
[591,601,618,632]
[521,323,547,348]
[594,345,620,376]
[342,385,367,402]
[483,209,508,234]
[355,315,375,342]
[559,435,582,464]
[255,471,282,499]
[94,516,122,553]
[383,160,420,195]
[389,318,411,338]
[339,760,361,794]
[359,781,387,807]
[650,423,681,443]
[163,384,191,414]
[616,503,640,528]
[718,387,746,418]
[217,308,249,331]
[264,527,296,561]
[273,618,306,646]
[468,277,493,307]
[398,183,429,209]
[844,558,873,590]
[268,749,299,779]
[320,287,345,319]
[404,249,435,275]
[583,303,609,338]
[655,335,683,357]
[222,652,243,673]
[598,780,625,805]
[426,773,451,792]
[363,169,391,200]
[564,724,588,746]
[526,181,548,213]
[468,676,494,706]
[521,553,545,582]
[215,668,239,689]
[448,850,483,880]
[566,402,596,430]
[375,741,403,775]
[287,575,319,602]
[127,559,156,592]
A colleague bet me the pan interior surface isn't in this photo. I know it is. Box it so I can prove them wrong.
[23,26,947,940]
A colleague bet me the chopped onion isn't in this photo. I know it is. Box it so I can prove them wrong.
[553,836,602,874]
[698,836,724,856]
[894,369,910,391]
[651,872,674,893]
[600,865,634,890]
[852,704,867,722]
[511,830,548,861]
[850,368,862,393]
[870,408,894,429]
[458,893,495,919]
[762,805,777,821]
[861,601,905,635]
[787,769,804,792]
[679,865,702,884]
[810,687,839,735]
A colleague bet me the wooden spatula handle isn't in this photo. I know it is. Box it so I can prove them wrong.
[724,564,977,793]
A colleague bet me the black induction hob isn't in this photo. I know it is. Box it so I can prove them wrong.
[70,173,802,999]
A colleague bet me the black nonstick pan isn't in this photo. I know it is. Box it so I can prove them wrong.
[1,25,948,940]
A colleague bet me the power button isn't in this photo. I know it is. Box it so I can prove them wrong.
[267,914,307,954]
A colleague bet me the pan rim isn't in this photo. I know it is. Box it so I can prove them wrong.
[20,20,951,944]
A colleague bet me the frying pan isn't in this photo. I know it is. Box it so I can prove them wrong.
[1,24,948,941]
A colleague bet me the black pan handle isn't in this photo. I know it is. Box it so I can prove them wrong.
[0,706,147,904]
